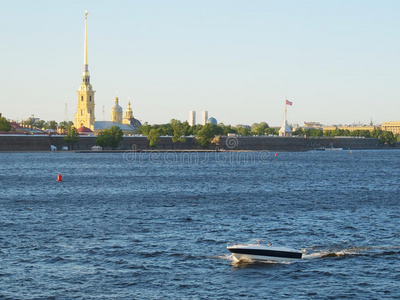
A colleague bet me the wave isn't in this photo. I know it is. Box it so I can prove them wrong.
[303,245,400,260]
[213,254,295,266]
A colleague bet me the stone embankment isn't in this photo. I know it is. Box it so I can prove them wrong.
[0,134,395,152]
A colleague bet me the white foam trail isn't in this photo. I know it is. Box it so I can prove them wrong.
[210,254,234,261]
[301,245,393,259]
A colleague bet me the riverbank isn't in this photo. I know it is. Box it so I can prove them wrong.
[0,134,397,152]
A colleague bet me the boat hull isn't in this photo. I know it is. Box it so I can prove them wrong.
[227,246,302,262]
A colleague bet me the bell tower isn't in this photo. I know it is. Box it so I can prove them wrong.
[74,10,95,129]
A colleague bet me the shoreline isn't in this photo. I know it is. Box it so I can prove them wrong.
[1,148,400,154]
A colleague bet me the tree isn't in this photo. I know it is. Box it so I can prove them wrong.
[311,129,323,137]
[138,122,152,135]
[59,121,74,131]
[35,120,45,129]
[188,124,203,136]
[380,131,395,144]
[171,119,189,143]
[236,126,251,136]
[196,123,218,149]
[147,128,162,148]
[63,126,79,150]
[96,126,124,150]
[251,122,269,135]
[108,126,124,149]
[159,123,173,136]
[0,117,11,132]
[293,127,305,136]
[265,127,278,135]
[44,120,58,130]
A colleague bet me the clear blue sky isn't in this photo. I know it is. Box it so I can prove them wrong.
[1,0,399,126]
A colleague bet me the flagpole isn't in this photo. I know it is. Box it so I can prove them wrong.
[285,99,287,124]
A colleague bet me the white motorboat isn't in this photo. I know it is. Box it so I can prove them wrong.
[227,240,302,262]
[315,147,344,151]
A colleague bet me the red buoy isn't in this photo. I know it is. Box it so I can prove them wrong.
[275,153,278,157]
[57,174,62,181]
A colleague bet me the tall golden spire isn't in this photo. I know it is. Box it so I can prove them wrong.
[75,9,95,130]
[84,9,88,71]
[82,10,90,83]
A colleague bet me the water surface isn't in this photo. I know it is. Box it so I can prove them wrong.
[0,150,399,299]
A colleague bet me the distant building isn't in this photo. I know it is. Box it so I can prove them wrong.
[303,122,322,129]
[279,123,292,137]
[207,117,217,125]
[322,125,378,132]
[189,111,196,126]
[381,121,400,135]
[236,124,251,129]
[291,124,300,130]
[27,115,40,124]
[202,111,208,125]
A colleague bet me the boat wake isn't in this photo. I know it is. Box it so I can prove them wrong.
[220,253,295,266]
[302,245,400,260]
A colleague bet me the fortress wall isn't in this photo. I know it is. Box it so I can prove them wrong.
[305,137,382,150]
[0,135,51,151]
[0,135,387,151]
[219,136,307,151]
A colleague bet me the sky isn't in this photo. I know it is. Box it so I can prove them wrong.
[1,0,399,127]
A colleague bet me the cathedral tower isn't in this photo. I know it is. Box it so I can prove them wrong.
[111,96,123,124]
[123,101,134,125]
[74,10,95,129]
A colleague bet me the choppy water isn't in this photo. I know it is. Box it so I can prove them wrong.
[0,150,399,299]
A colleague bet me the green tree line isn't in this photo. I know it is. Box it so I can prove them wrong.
[137,120,278,148]
[293,127,397,144]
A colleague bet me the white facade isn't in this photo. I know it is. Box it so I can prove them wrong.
[202,111,208,125]
[279,103,292,137]
[279,121,293,137]
[189,111,196,126]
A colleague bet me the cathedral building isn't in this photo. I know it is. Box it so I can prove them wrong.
[74,11,141,135]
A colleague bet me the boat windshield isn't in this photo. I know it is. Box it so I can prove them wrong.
[227,240,275,247]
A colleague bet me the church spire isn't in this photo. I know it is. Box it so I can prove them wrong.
[82,10,90,84]
[75,9,95,130]
[84,9,88,71]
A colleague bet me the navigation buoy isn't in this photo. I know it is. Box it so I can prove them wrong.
[350,150,353,154]
[275,153,278,157]
[57,174,62,181]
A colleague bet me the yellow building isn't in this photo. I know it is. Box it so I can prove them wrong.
[381,121,400,135]
[74,10,95,130]
[322,125,378,132]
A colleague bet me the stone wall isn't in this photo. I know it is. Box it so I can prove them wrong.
[217,136,307,151]
[0,134,390,152]
[305,137,382,150]
[0,135,51,151]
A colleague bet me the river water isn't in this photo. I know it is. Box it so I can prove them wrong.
[0,150,399,299]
